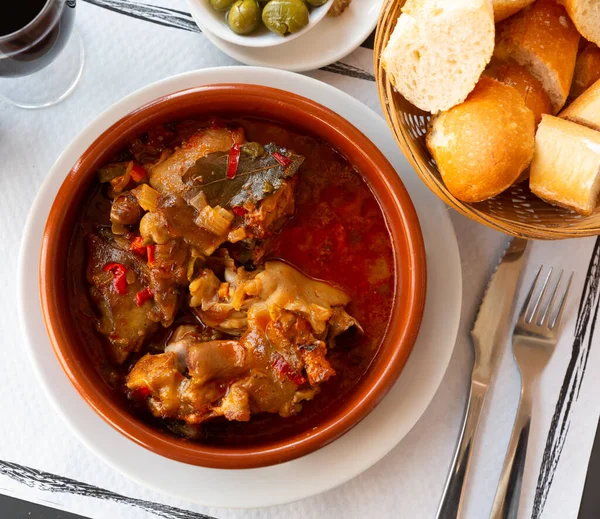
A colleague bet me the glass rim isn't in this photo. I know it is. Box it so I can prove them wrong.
[0,0,58,42]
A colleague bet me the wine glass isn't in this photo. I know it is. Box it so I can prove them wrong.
[0,0,84,109]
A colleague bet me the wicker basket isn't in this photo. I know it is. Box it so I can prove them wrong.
[374,0,600,239]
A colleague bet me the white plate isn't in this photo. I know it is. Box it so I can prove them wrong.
[187,0,382,72]
[18,66,461,508]
[191,0,333,48]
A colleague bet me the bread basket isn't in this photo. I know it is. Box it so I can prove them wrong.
[374,0,600,240]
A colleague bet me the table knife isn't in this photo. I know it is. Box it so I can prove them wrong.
[436,238,528,519]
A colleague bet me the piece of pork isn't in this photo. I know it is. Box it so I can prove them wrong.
[87,233,158,364]
[125,305,336,425]
[150,127,246,197]
[190,260,358,338]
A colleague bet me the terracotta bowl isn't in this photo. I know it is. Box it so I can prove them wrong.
[40,84,427,469]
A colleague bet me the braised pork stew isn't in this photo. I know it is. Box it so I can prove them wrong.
[67,117,395,446]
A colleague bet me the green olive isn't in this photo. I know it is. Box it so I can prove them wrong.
[210,0,235,11]
[262,0,310,36]
[304,0,328,6]
[227,0,261,35]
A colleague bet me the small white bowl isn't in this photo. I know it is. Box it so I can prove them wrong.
[190,0,334,48]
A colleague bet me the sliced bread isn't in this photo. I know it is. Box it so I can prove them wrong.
[381,0,494,114]
[560,78,600,131]
[494,0,580,113]
[530,115,600,215]
[559,0,600,47]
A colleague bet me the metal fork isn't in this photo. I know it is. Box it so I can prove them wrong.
[490,266,574,519]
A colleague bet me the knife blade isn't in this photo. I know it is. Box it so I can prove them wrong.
[471,237,529,385]
[436,237,528,519]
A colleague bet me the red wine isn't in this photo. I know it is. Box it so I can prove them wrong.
[0,0,49,36]
[0,0,76,78]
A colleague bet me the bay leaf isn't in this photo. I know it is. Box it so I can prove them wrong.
[182,142,304,208]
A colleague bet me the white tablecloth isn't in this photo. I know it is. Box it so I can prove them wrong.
[1,1,599,518]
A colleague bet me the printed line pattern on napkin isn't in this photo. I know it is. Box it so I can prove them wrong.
[83,0,199,32]
[0,460,216,519]
[81,0,375,81]
[532,237,600,519]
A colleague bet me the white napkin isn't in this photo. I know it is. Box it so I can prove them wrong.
[1,2,599,518]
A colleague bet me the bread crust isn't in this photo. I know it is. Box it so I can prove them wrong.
[487,62,552,125]
[559,0,600,47]
[571,41,600,99]
[492,0,535,22]
[426,77,535,203]
[530,115,600,215]
[494,0,580,113]
[560,77,600,131]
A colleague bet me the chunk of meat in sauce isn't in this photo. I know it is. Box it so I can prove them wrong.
[150,127,246,197]
[243,179,296,240]
[126,256,360,425]
[87,233,158,364]
[110,192,143,226]
[138,179,296,266]
[87,231,194,362]
[146,238,190,326]
[231,179,297,263]
[191,260,358,338]
[265,309,335,386]
[140,195,226,256]
[124,300,351,425]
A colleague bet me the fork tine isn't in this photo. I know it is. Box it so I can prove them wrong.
[527,267,553,324]
[539,270,563,326]
[519,266,543,323]
[549,272,574,330]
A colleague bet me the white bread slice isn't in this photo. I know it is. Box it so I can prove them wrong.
[381,0,494,114]
[494,0,580,113]
[492,0,535,22]
[427,77,535,203]
[571,41,600,98]
[530,115,600,215]
[560,78,600,131]
[559,0,600,47]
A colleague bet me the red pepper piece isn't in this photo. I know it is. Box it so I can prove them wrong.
[226,144,241,179]
[129,162,147,183]
[272,355,306,386]
[232,206,247,217]
[130,236,147,256]
[134,287,154,307]
[272,152,292,168]
[147,244,156,264]
[103,263,128,295]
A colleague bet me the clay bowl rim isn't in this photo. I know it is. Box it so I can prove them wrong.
[39,84,427,469]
